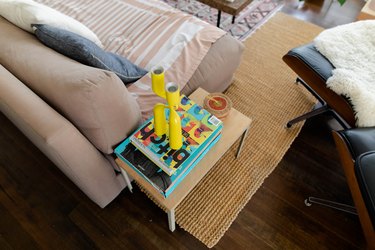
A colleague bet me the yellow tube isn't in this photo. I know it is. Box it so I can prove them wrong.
[151,66,166,99]
[165,82,180,109]
[153,103,167,136]
[165,82,182,149]
[169,108,182,149]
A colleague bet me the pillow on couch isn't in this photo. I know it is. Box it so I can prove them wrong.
[33,24,148,84]
[0,0,102,46]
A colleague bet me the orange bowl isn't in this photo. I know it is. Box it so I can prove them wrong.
[203,93,232,120]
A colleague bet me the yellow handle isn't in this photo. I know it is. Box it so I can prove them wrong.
[166,82,180,109]
[169,108,182,149]
[151,71,182,149]
[153,103,167,136]
[151,66,166,99]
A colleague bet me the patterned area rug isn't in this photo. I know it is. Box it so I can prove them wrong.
[163,0,284,40]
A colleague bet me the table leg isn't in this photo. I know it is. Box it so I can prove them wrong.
[120,168,133,193]
[217,10,222,27]
[236,127,249,158]
[232,15,236,24]
[167,209,176,232]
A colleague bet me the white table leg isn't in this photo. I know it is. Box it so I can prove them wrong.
[120,168,133,193]
[236,127,249,158]
[167,209,176,232]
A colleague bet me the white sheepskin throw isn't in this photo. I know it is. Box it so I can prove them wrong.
[314,20,375,127]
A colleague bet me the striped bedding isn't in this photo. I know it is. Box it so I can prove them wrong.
[36,0,226,119]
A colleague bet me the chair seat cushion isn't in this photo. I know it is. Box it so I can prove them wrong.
[286,43,334,82]
[355,151,375,227]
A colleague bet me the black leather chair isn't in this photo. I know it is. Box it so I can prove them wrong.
[283,43,355,129]
[332,128,375,248]
[283,43,375,248]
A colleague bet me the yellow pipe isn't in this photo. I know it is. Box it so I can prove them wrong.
[151,66,166,99]
[166,82,182,149]
[165,82,180,108]
[151,69,182,149]
[169,108,182,149]
[153,103,167,137]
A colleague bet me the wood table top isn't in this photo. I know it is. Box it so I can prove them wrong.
[197,0,253,15]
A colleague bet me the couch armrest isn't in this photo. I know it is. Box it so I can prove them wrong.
[0,17,142,154]
[0,65,125,208]
[182,33,244,95]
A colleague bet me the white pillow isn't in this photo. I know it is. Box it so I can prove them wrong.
[0,0,102,47]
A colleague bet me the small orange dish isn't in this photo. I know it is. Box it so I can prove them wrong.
[203,93,232,120]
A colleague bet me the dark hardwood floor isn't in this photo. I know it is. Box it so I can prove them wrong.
[0,0,367,249]
[282,0,363,28]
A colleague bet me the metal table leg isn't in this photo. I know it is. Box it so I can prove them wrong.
[217,10,222,27]
[236,127,249,158]
[120,168,133,193]
[167,209,176,232]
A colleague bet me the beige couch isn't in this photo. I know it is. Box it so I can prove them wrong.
[0,3,243,208]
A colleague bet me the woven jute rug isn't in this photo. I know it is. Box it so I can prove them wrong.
[163,0,283,41]
[174,13,324,248]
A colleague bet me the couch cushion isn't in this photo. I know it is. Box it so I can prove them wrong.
[35,0,233,119]
[0,16,141,154]
[33,24,148,84]
[182,33,244,95]
[0,0,102,46]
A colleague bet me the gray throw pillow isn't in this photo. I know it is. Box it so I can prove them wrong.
[32,24,147,84]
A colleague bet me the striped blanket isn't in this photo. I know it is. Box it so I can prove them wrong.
[37,0,226,119]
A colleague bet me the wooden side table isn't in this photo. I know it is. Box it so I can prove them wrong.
[197,0,253,27]
[357,0,375,20]
[115,88,252,232]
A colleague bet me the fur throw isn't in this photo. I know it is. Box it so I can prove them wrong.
[314,20,375,127]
